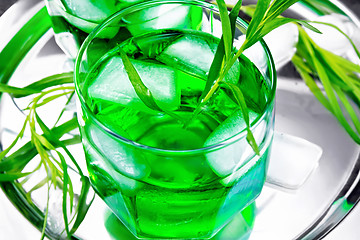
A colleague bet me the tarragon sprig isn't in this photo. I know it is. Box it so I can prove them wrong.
[0,73,94,239]
[293,25,360,143]
[241,2,360,144]
[192,0,320,154]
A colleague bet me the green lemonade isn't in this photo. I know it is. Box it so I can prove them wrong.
[79,29,272,239]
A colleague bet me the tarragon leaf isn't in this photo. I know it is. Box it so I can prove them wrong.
[265,0,300,22]
[118,47,162,112]
[70,177,94,235]
[294,27,360,144]
[0,83,39,96]
[219,81,260,155]
[216,0,232,60]
[201,0,243,102]
[0,118,79,173]
[0,172,31,182]
[246,0,271,39]
[35,113,84,176]
[59,151,71,238]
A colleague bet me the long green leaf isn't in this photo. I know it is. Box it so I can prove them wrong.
[0,116,28,161]
[40,183,51,240]
[27,177,49,195]
[0,6,51,96]
[0,117,79,172]
[216,0,232,60]
[59,152,70,238]
[246,0,271,39]
[302,28,360,143]
[35,113,84,176]
[5,72,74,98]
[118,47,162,111]
[70,177,94,235]
[334,86,360,135]
[219,82,260,155]
[317,47,360,100]
[0,83,39,96]
[266,0,300,22]
[54,91,76,126]
[0,172,31,182]
[201,0,243,101]
[292,55,332,111]
[32,90,74,109]
[24,72,74,91]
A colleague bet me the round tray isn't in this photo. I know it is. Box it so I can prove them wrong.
[1,0,360,239]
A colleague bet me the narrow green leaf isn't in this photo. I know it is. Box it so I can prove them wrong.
[0,116,28,160]
[297,20,322,34]
[0,172,31,182]
[292,55,332,111]
[316,47,360,101]
[24,72,74,91]
[35,113,84,176]
[201,0,243,101]
[33,91,74,109]
[118,47,162,111]
[216,0,232,60]
[59,152,70,238]
[246,0,271,38]
[219,81,260,155]
[0,6,51,96]
[302,29,360,143]
[54,91,76,126]
[56,151,74,213]
[319,49,360,73]
[334,85,360,135]
[266,0,301,22]
[37,134,55,150]
[70,177,94,235]
[0,83,39,96]
[8,72,74,98]
[27,177,49,194]
[229,0,243,24]
[0,117,79,172]
[40,183,51,240]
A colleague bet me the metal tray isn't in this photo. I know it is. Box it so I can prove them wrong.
[1,0,360,239]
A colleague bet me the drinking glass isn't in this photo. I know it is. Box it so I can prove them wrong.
[74,0,276,239]
[44,0,201,58]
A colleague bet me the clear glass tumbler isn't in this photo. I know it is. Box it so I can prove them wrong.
[44,0,201,58]
[74,0,276,239]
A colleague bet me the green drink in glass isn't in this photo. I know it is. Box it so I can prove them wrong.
[75,0,276,239]
[44,0,202,58]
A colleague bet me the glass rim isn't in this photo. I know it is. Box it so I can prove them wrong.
[74,0,277,155]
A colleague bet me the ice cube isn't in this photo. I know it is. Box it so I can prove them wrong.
[61,0,120,37]
[86,124,151,180]
[266,132,322,190]
[124,5,201,36]
[62,0,117,22]
[84,139,145,196]
[158,33,240,82]
[204,110,267,177]
[88,56,181,112]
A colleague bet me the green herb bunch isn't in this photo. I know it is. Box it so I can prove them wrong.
[0,73,94,239]
[0,0,360,239]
